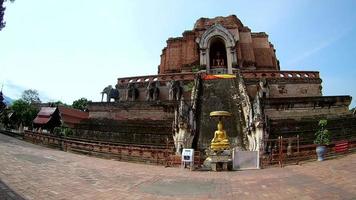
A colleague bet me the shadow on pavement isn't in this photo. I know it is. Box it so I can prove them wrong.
[0,179,26,200]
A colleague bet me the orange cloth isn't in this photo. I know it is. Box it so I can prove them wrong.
[202,74,236,80]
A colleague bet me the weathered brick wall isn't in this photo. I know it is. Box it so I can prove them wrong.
[182,31,199,70]
[160,48,167,74]
[88,102,175,121]
[73,118,174,147]
[268,83,321,97]
[245,78,322,98]
[58,93,184,147]
[264,96,354,140]
[167,38,182,72]
[76,102,176,146]
[158,15,279,74]
[266,106,349,120]
[194,15,243,30]
[251,33,278,70]
[264,96,352,120]
[159,33,199,74]
[238,30,255,68]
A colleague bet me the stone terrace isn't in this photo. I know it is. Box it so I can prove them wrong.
[0,133,355,200]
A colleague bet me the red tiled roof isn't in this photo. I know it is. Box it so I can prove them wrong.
[33,106,88,126]
[33,116,52,124]
[58,106,89,119]
[33,107,57,125]
[37,107,57,117]
[58,106,88,125]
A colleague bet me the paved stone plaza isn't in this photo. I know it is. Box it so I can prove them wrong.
[0,134,355,200]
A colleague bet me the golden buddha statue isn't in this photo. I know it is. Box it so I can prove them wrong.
[210,120,230,151]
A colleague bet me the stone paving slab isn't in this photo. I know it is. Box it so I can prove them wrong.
[0,133,355,200]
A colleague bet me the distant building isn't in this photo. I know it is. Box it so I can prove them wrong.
[33,106,88,131]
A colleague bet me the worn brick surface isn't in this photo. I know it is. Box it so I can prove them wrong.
[159,15,279,74]
[0,133,355,200]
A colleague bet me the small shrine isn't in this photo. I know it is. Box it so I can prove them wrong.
[206,111,233,171]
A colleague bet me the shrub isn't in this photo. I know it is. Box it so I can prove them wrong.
[53,126,74,137]
[314,119,331,145]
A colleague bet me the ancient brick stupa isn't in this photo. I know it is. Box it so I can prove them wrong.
[77,15,354,156]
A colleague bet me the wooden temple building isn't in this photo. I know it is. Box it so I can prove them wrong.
[33,106,88,131]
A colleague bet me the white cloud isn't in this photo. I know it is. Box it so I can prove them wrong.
[287,27,353,66]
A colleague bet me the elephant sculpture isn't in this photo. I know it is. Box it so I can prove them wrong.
[146,81,160,101]
[101,85,120,102]
[168,80,183,101]
[126,82,139,101]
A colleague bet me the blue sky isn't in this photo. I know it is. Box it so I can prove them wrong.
[0,0,355,107]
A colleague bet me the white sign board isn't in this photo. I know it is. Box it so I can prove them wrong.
[181,148,194,162]
[232,150,259,170]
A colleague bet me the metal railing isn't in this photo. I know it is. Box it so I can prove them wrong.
[261,134,356,168]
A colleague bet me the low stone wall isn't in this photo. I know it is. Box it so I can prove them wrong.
[22,131,174,165]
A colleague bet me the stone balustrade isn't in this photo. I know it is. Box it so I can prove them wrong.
[117,72,197,85]
[117,70,320,86]
[239,70,320,79]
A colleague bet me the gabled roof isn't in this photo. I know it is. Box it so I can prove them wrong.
[58,106,88,120]
[33,107,58,125]
[33,106,89,126]
[58,106,89,125]
[33,116,52,124]
[37,107,57,117]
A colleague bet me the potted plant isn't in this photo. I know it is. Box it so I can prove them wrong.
[314,119,331,161]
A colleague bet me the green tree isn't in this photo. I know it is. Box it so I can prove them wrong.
[0,0,15,31]
[0,91,8,128]
[72,98,90,111]
[0,91,6,112]
[22,89,41,104]
[0,108,10,128]
[11,99,38,127]
[49,100,68,107]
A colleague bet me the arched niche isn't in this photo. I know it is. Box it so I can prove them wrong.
[196,24,238,74]
[209,37,227,71]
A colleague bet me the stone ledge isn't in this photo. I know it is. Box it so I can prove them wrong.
[264,96,352,108]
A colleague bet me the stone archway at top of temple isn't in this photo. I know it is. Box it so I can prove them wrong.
[209,37,228,74]
[196,23,238,74]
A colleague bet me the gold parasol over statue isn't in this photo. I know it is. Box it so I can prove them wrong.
[210,111,232,117]
[209,111,231,151]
